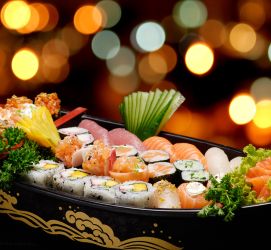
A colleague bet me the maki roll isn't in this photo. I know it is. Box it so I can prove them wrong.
[52,168,91,195]
[115,181,154,208]
[22,160,64,187]
[147,162,177,184]
[173,159,204,172]
[112,145,137,157]
[181,170,209,184]
[84,176,119,204]
[150,180,181,209]
[139,150,169,164]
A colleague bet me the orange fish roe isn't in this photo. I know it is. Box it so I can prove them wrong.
[5,95,33,109]
[82,140,116,176]
[55,135,82,167]
[34,92,61,116]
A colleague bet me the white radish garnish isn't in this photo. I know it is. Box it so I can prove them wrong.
[229,156,243,172]
[205,147,230,177]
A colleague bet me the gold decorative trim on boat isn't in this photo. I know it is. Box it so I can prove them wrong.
[0,189,182,250]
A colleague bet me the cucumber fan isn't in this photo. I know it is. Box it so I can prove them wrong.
[119,89,185,141]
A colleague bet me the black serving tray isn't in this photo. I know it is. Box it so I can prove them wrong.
[1,113,270,250]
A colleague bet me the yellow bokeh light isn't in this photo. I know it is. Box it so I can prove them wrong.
[229,94,256,125]
[253,100,271,128]
[73,5,103,35]
[12,49,39,80]
[185,43,214,75]
[1,0,31,30]
[17,4,40,33]
[229,23,256,53]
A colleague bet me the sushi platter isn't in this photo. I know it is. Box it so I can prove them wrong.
[1,92,271,250]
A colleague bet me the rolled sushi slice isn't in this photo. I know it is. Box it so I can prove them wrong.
[84,176,119,204]
[22,160,64,187]
[139,149,169,164]
[147,162,177,184]
[150,180,181,209]
[173,159,204,172]
[181,170,209,184]
[58,126,89,138]
[52,168,91,195]
[115,181,154,208]
[112,144,137,157]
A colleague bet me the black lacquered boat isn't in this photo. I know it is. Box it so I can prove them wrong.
[1,112,270,250]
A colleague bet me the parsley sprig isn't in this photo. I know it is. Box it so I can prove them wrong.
[198,175,245,222]
[0,127,56,189]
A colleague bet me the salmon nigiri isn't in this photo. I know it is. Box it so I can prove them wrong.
[143,136,173,155]
[170,143,207,169]
[178,182,210,209]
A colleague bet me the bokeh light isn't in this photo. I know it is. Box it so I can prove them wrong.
[91,30,120,59]
[135,21,165,52]
[108,71,139,94]
[250,77,271,101]
[1,0,31,30]
[17,4,39,34]
[245,122,271,146]
[42,3,59,31]
[229,23,256,53]
[31,3,50,31]
[239,1,265,30]
[106,46,136,76]
[199,19,227,48]
[138,55,166,84]
[184,43,214,75]
[253,100,271,129]
[173,0,207,28]
[229,94,256,125]
[74,5,102,34]
[96,0,121,28]
[12,49,39,80]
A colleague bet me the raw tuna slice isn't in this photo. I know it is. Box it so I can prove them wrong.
[78,119,111,145]
[108,128,146,153]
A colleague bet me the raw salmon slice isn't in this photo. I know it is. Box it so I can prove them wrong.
[143,136,173,155]
[246,175,271,196]
[246,166,271,178]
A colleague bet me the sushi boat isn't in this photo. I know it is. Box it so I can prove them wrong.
[1,113,271,250]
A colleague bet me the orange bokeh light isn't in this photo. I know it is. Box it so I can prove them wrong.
[73,5,103,35]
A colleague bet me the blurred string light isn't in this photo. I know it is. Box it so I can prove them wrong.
[253,100,271,129]
[11,49,39,80]
[250,77,271,101]
[173,0,207,28]
[106,46,135,76]
[96,0,121,28]
[74,5,102,35]
[59,25,88,55]
[229,94,256,125]
[199,19,226,48]
[108,71,139,94]
[239,1,265,30]
[138,54,166,84]
[1,0,31,30]
[132,21,165,52]
[184,42,214,75]
[229,23,256,53]
[245,122,271,146]
[91,30,120,59]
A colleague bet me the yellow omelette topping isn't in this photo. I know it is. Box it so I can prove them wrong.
[105,180,118,187]
[132,183,147,192]
[70,170,88,178]
[43,163,59,170]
